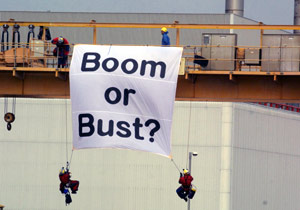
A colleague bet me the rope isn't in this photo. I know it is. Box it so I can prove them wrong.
[3,97,16,114]
[12,97,16,114]
[68,150,74,171]
[171,158,181,173]
[185,101,192,168]
[65,102,68,163]
[63,80,74,171]
[64,81,69,164]
[4,98,7,114]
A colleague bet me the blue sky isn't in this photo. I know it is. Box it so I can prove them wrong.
[0,0,294,25]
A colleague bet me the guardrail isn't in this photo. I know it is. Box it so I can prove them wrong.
[0,21,300,75]
[1,42,300,74]
[257,102,300,113]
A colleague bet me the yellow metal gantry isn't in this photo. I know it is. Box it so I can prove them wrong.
[0,21,300,102]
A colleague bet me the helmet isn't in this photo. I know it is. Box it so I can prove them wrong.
[58,36,64,44]
[161,27,167,32]
[183,169,189,174]
[59,167,66,175]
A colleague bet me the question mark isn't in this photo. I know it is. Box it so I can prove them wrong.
[145,119,160,143]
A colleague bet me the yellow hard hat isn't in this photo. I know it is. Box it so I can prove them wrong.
[58,36,64,44]
[161,27,167,32]
[59,167,65,175]
[183,169,189,174]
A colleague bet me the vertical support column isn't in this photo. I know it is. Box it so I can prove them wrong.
[219,103,233,210]
[259,22,264,47]
[91,20,97,44]
[174,21,180,46]
[41,26,47,67]
[93,27,97,44]
[260,22,264,72]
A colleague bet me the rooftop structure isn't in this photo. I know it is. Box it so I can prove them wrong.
[0,11,299,102]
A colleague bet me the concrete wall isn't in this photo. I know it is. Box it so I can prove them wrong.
[1,99,300,210]
[231,103,300,210]
[0,99,223,210]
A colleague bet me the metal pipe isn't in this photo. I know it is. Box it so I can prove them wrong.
[187,152,197,210]
[187,152,192,210]
[27,24,35,48]
[225,0,244,16]
[12,24,20,48]
[294,0,300,33]
[1,24,9,52]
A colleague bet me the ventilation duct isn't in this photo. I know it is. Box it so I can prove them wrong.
[294,0,300,34]
[225,0,244,16]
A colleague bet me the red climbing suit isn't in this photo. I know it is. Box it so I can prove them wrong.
[59,171,79,194]
[179,173,193,191]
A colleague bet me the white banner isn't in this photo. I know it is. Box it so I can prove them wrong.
[70,45,182,157]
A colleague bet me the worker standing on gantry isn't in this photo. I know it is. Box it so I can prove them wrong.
[51,36,70,68]
[161,27,170,46]
[176,169,196,202]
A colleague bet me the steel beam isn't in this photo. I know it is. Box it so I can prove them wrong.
[1,69,300,102]
[1,21,300,30]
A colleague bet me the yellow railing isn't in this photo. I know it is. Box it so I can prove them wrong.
[1,21,300,74]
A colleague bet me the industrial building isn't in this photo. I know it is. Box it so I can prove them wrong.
[1,0,300,209]
[1,99,300,210]
[0,10,289,46]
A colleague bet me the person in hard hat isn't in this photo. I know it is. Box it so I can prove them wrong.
[176,169,195,202]
[59,167,79,194]
[161,27,170,46]
[51,36,70,68]
[59,167,79,205]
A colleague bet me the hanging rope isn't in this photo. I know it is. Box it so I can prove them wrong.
[185,101,192,168]
[65,96,68,164]
[171,158,181,173]
[67,150,74,171]
[12,97,16,115]
[64,80,74,170]
[4,97,7,114]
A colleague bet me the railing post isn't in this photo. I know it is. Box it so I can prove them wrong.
[91,20,97,44]
[259,22,264,48]
[174,21,180,46]
[259,22,264,72]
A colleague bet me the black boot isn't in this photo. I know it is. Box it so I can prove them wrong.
[65,193,72,205]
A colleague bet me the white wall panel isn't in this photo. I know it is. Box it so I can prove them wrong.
[0,99,224,210]
[231,103,300,210]
[2,99,299,210]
